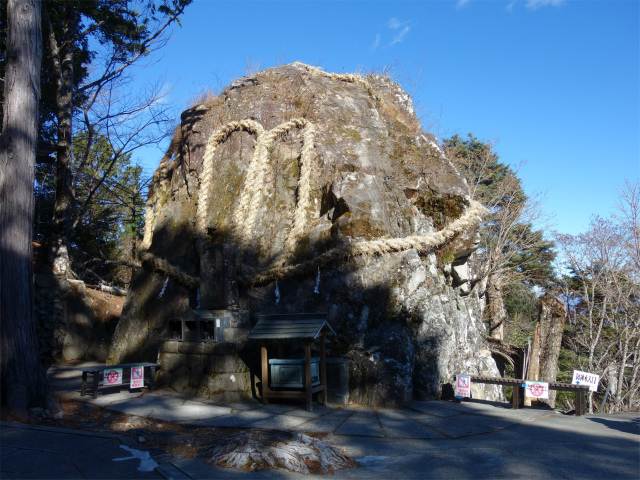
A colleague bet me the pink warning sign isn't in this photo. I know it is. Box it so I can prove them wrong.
[130,366,144,389]
[456,375,471,398]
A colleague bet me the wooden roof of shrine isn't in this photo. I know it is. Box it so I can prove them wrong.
[247,313,336,340]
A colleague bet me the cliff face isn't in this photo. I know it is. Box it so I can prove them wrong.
[109,63,503,405]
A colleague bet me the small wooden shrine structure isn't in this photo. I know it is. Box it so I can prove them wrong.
[247,313,336,411]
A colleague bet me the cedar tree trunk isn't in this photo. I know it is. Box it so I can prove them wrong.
[0,0,55,416]
[43,3,74,275]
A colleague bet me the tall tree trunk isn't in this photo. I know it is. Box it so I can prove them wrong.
[486,271,506,341]
[43,3,74,275]
[523,323,541,407]
[614,339,629,412]
[0,0,55,417]
[525,293,566,408]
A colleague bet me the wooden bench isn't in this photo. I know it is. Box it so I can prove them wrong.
[80,363,161,399]
[459,375,591,416]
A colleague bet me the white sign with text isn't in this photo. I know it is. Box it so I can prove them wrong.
[104,368,123,385]
[572,370,599,392]
[525,381,549,399]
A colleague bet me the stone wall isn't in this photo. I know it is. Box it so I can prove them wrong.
[155,308,258,401]
[157,340,255,402]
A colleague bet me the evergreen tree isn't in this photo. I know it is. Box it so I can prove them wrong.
[35,132,148,285]
[443,134,555,341]
[1,0,58,416]
[0,1,192,275]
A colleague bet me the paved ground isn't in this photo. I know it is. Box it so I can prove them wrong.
[1,362,638,479]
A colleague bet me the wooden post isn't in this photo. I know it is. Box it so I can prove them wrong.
[577,387,586,416]
[575,387,581,416]
[319,334,327,405]
[261,342,269,405]
[305,341,312,412]
[149,366,157,392]
[81,371,88,397]
[92,373,100,400]
[512,382,520,410]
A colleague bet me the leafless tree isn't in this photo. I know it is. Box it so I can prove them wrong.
[42,0,190,275]
[556,180,640,412]
[70,70,174,235]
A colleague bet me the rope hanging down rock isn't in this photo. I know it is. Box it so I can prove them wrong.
[243,199,486,286]
[139,64,486,289]
[143,63,380,251]
[139,251,200,290]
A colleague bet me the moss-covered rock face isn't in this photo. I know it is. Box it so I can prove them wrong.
[109,63,502,405]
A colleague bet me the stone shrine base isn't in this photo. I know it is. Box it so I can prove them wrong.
[156,309,255,401]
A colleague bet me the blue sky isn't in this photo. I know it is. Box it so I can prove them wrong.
[131,0,639,236]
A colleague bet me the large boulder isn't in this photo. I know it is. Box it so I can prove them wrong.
[108,63,503,405]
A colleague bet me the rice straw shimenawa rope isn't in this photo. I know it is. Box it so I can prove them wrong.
[140,64,486,288]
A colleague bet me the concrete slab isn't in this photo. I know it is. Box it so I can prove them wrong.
[0,426,20,438]
[17,462,85,479]
[105,395,180,417]
[414,414,493,438]
[156,463,192,480]
[253,404,298,414]
[453,399,515,412]
[188,409,275,427]
[457,413,521,430]
[469,406,559,423]
[406,400,468,417]
[152,400,232,422]
[296,408,355,434]
[375,408,413,421]
[585,412,640,435]
[87,390,146,407]
[280,405,335,418]
[343,407,379,422]
[336,408,384,437]
[341,404,360,411]
[379,419,446,439]
[71,440,161,479]
[1,449,75,476]
[243,414,312,430]
[225,401,265,411]
[0,445,18,456]
[0,428,112,454]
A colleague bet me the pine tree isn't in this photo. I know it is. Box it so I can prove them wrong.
[443,134,555,341]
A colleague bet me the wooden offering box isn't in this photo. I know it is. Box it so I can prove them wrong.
[247,313,335,411]
[269,357,320,388]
